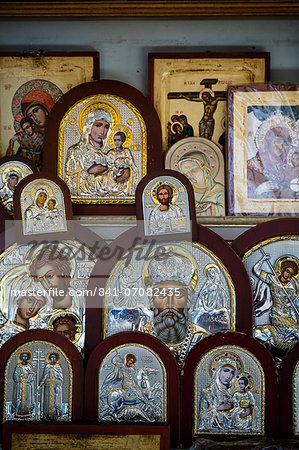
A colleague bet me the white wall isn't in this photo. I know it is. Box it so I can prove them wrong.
[0,19,298,95]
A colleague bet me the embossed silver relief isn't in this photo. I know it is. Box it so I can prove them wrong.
[242,236,299,357]
[142,176,191,236]
[98,344,166,423]
[21,179,67,236]
[59,96,146,204]
[0,241,96,352]
[4,342,71,422]
[104,242,235,369]
[294,360,299,435]
[0,161,33,214]
[194,346,264,435]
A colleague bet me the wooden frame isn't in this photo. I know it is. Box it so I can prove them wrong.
[148,52,270,154]
[0,329,84,424]
[1,2,299,18]
[2,423,170,450]
[0,52,99,171]
[85,331,179,448]
[279,341,299,437]
[227,83,299,217]
[44,79,162,216]
[181,332,278,448]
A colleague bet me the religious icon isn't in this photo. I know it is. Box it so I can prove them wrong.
[194,347,264,435]
[0,52,99,169]
[227,84,299,216]
[98,344,167,423]
[20,178,67,236]
[39,351,64,421]
[242,235,299,361]
[6,79,62,170]
[103,242,235,370]
[0,240,96,353]
[246,109,299,200]
[58,97,146,205]
[11,349,35,418]
[0,158,35,215]
[142,176,190,236]
[50,312,83,349]
[148,53,269,153]
[3,342,72,422]
[165,137,225,216]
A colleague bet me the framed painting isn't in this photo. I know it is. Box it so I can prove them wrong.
[44,79,162,215]
[227,83,299,216]
[231,218,299,364]
[85,331,179,448]
[13,172,74,243]
[85,223,253,366]
[0,329,84,424]
[135,169,197,241]
[180,332,278,448]
[0,155,37,216]
[164,137,226,217]
[148,52,270,154]
[0,51,99,171]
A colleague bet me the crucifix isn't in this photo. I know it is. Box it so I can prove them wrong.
[167,78,226,141]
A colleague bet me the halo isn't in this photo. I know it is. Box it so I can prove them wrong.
[28,181,54,204]
[48,311,82,344]
[46,350,60,364]
[17,348,32,363]
[235,371,254,391]
[108,124,133,148]
[170,121,183,134]
[274,254,299,278]
[77,100,121,135]
[254,111,298,152]
[150,180,179,204]
[2,166,23,184]
[204,263,220,277]
[25,241,77,278]
[125,353,136,364]
[142,243,199,291]
[12,79,62,132]
[210,350,244,376]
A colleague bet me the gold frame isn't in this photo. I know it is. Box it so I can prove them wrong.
[0,2,299,17]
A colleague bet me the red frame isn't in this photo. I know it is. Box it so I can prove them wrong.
[84,331,179,448]
[44,79,162,216]
[85,224,253,356]
[231,218,299,257]
[135,168,198,241]
[180,331,279,448]
[0,329,84,424]
[13,172,75,243]
[279,341,299,437]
